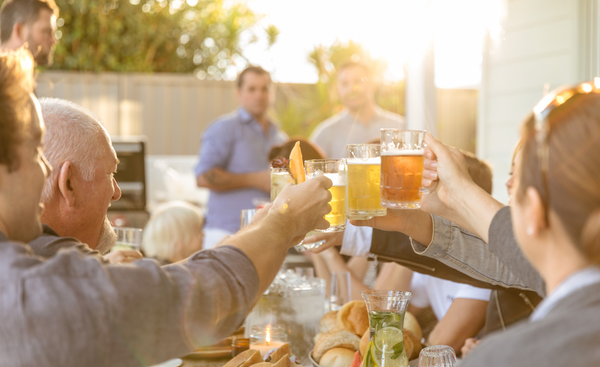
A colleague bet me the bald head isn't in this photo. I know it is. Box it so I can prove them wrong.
[39,98,111,203]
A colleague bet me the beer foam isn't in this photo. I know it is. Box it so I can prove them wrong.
[381,148,424,156]
[347,157,381,165]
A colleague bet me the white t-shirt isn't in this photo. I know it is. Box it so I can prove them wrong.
[310,107,405,159]
[410,273,492,321]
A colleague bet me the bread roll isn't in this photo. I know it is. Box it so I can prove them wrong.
[403,312,422,342]
[359,329,369,357]
[313,330,361,363]
[320,311,339,333]
[337,301,369,336]
[319,348,356,367]
[404,329,421,360]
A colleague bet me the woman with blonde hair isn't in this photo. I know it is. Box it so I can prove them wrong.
[142,201,204,264]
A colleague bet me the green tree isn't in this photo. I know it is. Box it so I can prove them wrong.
[25,0,276,77]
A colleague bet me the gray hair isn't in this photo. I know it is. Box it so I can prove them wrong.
[39,98,111,203]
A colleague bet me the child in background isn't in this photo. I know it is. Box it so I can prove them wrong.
[142,201,204,264]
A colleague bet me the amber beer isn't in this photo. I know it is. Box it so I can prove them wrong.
[380,129,427,209]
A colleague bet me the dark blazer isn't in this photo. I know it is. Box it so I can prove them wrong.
[370,229,541,333]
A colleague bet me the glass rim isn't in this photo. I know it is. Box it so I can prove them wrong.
[419,345,456,356]
[361,290,412,299]
[113,227,142,232]
[304,159,344,163]
[346,143,381,147]
[380,128,427,133]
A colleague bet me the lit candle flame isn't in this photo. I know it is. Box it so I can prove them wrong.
[266,328,271,346]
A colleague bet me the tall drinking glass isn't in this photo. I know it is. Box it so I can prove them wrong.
[112,227,142,252]
[362,290,412,367]
[380,129,427,209]
[346,144,387,220]
[271,166,295,201]
[269,166,326,252]
[305,159,347,232]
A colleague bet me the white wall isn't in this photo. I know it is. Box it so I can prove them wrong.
[477,0,600,203]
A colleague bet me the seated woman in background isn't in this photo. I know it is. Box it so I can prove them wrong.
[142,201,205,264]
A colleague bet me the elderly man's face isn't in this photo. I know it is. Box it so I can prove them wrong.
[75,138,122,254]
[0,98,52,242]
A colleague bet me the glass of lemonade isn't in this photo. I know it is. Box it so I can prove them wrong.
[112,227,142,252]
[362,290,412,367]
[346,144,387,220]
[305,159,347,232]
[271,166,295,201]
[270,161,326,252]
[380,129,427,209]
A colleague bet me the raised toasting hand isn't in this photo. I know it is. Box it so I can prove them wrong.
[227,175,333,294]
[421,134,503,241]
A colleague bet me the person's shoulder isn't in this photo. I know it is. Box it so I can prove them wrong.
[203,110,242,135]
[310,111,346,138]
[376,107,405,124]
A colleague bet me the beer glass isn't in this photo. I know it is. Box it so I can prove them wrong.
[346,144,387,220]
[305,159,347,232]
[380,129,427,209]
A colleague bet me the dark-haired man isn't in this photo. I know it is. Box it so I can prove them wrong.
[310,62,405,159]
[0,50,332,366]
[0,0,58,66]
[195,66,288,248]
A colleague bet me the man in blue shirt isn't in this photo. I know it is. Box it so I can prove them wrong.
[195,66,288,248]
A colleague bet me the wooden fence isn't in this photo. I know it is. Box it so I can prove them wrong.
[36,71,478,155]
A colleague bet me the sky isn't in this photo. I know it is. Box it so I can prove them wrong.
[239,0,503,88]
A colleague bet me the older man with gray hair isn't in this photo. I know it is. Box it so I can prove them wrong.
[29,97,141,263]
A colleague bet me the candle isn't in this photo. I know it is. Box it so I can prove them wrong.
[251,340,286,357]
[249,324,288,357]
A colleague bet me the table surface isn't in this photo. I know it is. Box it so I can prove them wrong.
[180,356,420,367]
[181,356,231,367]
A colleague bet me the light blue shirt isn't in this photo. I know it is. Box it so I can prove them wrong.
[195,107,288,233]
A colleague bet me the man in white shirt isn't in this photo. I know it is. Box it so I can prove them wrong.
[409,272,490,353]
[309,62,405,159]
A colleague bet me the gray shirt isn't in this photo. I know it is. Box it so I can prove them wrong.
[0,231,258,367]
[309,106,405,159]
[461,274,600,366]
[194,107,288,233]
[29,224,104,260]
[410,207,546,296]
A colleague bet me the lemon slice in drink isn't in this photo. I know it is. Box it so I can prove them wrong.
[374,327,403,354]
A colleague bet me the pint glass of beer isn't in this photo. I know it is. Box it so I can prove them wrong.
[305,159,347,232]
[380,129,426,209]
[346,144,387,220]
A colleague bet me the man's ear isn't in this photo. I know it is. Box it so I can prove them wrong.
[57,161,76,207]
[10,22,26,44]
[525,186,547,236]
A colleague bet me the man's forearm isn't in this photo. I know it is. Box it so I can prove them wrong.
[452,183,504,242]
[226,214,293,294]
[197,168,269,193]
